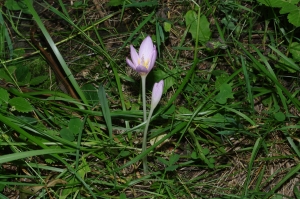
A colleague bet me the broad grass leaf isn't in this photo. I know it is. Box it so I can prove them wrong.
[9,97,33,113]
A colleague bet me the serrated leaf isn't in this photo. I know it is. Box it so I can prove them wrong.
[60,128,75,142]
[9,97,33,112]
[30,75,48,86]
[15,65,29,82]
[279,3,298,14]
[288,9,300,27]
[290,42,300,62]
[0,88,10,104]
[257,0,298,7]
[216,83,234,104]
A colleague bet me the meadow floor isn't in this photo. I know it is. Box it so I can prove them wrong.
[1,0,300,198]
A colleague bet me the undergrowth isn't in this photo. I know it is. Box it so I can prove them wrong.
[0,0,300,198]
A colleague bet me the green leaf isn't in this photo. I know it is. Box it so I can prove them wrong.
[0,66,16,83]
[15,65,30,83]
[0,88,10,105]
[119,151,130,157]
[163,22,171,32]
[60,128,75,142]
[290,42,300,62]
[215,83,234,104]
[202,148,210,156]
[82,83,98,104]
[68,118,82,135]
[30,75,48,86]
[288,9,300,27]
[9,97,33,112]
[165,165,178,171]
[279,3,298,14]
[149,68,175,93]
[184,10,211,44]
[125,0,158,7]
[274,111,286,121]
[98,85,113,140]
[107,0,124,7]
[157,157,169,166]
[169,154,180,165]
[4,0,21,10]
[0,149,75,164]
[257,0,298,7]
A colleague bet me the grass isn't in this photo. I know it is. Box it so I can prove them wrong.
[0,0,300,198]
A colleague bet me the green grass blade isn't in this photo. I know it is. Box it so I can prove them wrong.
[0,149,75,164]
[98,85,113,141]
[241,55,254,113]
[24,0,88,104]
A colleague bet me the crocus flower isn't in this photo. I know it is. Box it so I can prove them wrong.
[126,36,157,76]
[150,80,164,111]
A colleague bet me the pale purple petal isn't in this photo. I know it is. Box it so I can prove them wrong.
[130,45,139,66]
[136,65,149,74]
[139,36,154,61]
[150,80,164,110]
[126,58,136,70]
[148,46,157,71]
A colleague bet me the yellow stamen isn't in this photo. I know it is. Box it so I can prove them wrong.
[139,56,150,69]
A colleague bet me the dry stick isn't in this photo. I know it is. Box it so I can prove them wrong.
[30,25,79,100]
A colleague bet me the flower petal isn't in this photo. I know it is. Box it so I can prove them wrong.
[126,58,136,70]
[130,45,139,66]
[139,36,154,61]
[148,46,157,71]
[136,65,149,74]
[150,80,164,110]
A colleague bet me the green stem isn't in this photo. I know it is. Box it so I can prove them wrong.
[142,107,154,174]
[141,75,147,122]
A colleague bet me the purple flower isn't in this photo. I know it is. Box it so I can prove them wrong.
[126,36,157,76]
[150,80,164,110]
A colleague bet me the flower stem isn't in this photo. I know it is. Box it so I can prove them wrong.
[141,75,147,123]
[142,107,154,174]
